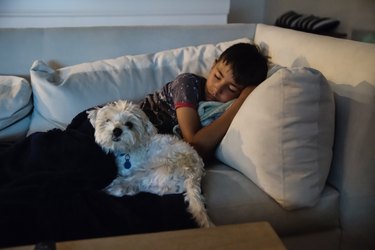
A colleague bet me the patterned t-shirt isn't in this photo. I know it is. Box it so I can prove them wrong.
[139,73,206,134]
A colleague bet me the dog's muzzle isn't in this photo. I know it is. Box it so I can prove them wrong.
[112,127,122,141]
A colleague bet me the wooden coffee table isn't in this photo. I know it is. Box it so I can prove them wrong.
[6,222,286,250]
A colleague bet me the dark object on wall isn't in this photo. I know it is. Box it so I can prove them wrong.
[275,11,346,38]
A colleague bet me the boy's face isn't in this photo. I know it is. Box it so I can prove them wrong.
[205,60,244,102]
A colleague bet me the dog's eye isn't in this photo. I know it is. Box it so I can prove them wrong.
[106,119,111,123]
[125,121,133,129]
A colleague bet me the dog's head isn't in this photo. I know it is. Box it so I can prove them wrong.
[87,100,157,154]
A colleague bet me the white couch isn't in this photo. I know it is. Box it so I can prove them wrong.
[0,24,374,250]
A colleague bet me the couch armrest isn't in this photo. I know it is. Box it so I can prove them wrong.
[254,24,375,249]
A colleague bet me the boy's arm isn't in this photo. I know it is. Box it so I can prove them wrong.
[176,86,254,162]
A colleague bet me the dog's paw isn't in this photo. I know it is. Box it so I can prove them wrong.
[196,215,215,228]
[122,186,139,195]
[105,184,126,197]
[105,179,140,197]
[206,220,216,228]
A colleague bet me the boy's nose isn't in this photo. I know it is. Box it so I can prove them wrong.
[213,85,223,96]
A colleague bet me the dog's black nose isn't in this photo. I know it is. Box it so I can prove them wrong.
[113,127,123,137]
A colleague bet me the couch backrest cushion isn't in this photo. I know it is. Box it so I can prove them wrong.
[0,76,32,141]
[0,24,256,76]
[28,38,252,135]
[216,67,335,210]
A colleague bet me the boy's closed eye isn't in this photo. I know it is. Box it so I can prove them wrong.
[214,68,223,80]
[229,84,241,92]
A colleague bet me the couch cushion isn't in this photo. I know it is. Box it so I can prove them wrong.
[203,162,340,236]
[0,76,32,141]
[216,67,335,210]
[0,116,31,142]
[28,37,252,135]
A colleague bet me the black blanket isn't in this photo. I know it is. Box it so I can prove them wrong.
[0,111,196,248]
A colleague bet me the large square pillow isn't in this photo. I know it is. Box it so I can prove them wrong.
[216,67,335,210]
[28,38,252,135]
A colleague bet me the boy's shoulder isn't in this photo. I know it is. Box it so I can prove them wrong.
[175,73,206,82]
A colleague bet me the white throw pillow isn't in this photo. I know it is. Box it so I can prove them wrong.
[216,67,335,210]
[28,38,252,135]
[0,76,32,131]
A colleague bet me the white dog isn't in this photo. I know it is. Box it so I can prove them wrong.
[87,100,213,228]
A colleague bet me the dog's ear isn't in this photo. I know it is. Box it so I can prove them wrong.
[86,108,98,127]
[132,103,158,137]
[138,110,157,137]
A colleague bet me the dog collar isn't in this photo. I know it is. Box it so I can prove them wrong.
[121,154,132,169]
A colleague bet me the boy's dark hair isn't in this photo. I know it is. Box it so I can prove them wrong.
[217,43,268,86]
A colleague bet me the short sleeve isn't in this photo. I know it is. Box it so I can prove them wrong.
[170,73,205,109]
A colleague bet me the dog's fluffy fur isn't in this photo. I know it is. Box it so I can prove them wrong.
[87,100,213,228]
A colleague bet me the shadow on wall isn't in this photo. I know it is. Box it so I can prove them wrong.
[327,80,375,188]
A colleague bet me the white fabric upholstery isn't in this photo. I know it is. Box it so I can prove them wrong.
[216,67,335,209]
[203,162,340,235]
[0,115,31,142]
[0,76,32,140]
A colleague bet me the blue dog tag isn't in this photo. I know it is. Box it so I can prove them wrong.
[124,154,131,169]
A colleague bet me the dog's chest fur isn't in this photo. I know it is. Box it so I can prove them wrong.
[114,134,190,194]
